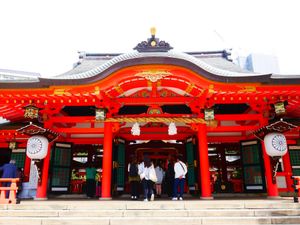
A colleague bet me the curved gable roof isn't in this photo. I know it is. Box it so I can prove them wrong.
[0,50,299,89]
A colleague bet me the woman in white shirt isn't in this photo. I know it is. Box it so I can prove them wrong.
[139,157,156,201]
[155,161,165,197]
[172,155,187,200]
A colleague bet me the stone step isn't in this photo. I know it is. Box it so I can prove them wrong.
[0,216,300,225]
[2,200,300,210]
[1,209,300,217]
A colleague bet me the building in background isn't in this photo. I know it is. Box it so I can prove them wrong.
[236,53,280,74]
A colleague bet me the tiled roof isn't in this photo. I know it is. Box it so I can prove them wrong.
[0,68,40,82]
[53,50,260,80]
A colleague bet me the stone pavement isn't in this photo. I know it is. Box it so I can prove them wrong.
[0,198,300,224]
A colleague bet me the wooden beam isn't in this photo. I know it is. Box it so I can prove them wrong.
[54,128,104,134]
[115,96,198,105]
[64,138,103,145]
[214,114,262,121]
[207,136,246,143]
[207,125,259,132]
[118,133,190,140]
[49,116,95,123]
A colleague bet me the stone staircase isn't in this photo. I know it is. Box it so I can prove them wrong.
[1,199,300,224]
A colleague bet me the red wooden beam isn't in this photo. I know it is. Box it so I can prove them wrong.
[207,136,247,143]
[53,127,104,134]
[115,96,198,105]
[119,126,194,134]
[0,142,27,148]
[207,125,259,132]
[64,138,103,145]
[118,133,190,140]
[214,114,262,121]
[49,116,95,123]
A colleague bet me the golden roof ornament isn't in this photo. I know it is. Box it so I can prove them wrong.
[150,27,156,37]
[134,27,172,52]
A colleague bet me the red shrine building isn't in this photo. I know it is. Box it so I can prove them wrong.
[0,29,300,200]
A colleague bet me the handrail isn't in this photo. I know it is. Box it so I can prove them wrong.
[0,178,20,204]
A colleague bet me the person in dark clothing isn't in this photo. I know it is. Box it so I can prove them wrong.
[128,156,140,200]
[85,163,97,198]
[165,155,175,197]
[0,160,18,198]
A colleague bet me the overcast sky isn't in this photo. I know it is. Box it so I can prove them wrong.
[0,0,299,77]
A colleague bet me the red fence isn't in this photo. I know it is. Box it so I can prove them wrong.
[0,178,19,204]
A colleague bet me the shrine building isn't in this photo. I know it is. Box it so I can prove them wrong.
[1,29,300,200]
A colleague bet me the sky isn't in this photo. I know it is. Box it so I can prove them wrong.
[0,0,300,77]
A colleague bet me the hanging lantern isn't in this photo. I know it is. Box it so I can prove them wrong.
[26,135,49,160]
[264,133,287,157]
[9,141,17,150]
[131,122,140,136]
[24,105,39,119]
[95,108,107,121]
[274,102,285,115]
[204,108,214,121]
[168,122,177,135]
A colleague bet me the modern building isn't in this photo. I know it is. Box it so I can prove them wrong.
[237,53,280,74]
[0,29,300,200]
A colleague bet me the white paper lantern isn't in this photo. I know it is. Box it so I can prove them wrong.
[26,135,49,159]
[264,133,287,157]
[168,122,177,135]
[131,122,140,136]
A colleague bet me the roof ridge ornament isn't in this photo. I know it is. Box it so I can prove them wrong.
[134,27,173,52]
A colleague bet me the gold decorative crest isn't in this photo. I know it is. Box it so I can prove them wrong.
[135,70,172,82]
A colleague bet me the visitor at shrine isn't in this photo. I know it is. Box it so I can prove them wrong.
[85,163,97,198]
[165,155,175,197]
[0,159,18,198]
[139,156,156,201]
[16,168,24,197]
[154,161,165,198]
[172,155,187,201]
[128,156,140,200]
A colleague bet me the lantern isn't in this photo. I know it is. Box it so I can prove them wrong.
[24,105,39,119]
[26,135,49,160]
[168,122,177,135]
[204,108,214,121]
[9,141,17,150]
[131,122,140,136]
[95,108,107,121]
[274,102,285,115]
[264,133,287,157]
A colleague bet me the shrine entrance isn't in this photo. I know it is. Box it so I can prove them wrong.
[1,30,300,201]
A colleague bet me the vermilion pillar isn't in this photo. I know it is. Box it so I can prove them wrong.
[261,141,279,198]
[35,143,52,200]
[101,122,113,200]
[23,155,31,182]
[198,124,213,199]
[282,151,293,192]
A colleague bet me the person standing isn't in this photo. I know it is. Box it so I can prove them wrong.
[172,155,187,200]
[140,157,155,201]
[0,159,18,198]
[155,161,164,198]
[85,163,97,198]
[128,156,140,200]
[165,155,175,197]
